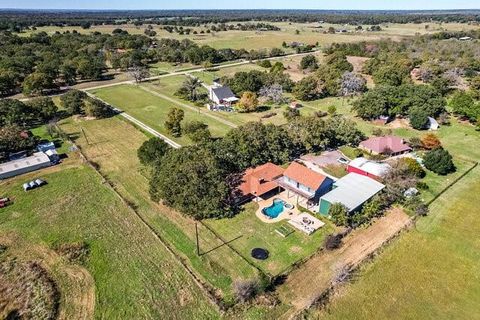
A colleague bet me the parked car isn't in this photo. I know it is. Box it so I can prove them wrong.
[337,157,349,165]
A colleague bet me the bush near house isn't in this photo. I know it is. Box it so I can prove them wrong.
[424,148,456,175]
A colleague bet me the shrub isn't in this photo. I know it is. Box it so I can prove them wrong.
[329,203,349,226]
[399,157,426,178]
[324,233,344,250]
[424,147,456,175]
[421,133,442,150]
[233,279,259,303]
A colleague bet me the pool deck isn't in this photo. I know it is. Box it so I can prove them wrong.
[255,191,302,223]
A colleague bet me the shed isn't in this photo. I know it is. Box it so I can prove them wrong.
[347,157,391,180]
[427,117,440,131]
[319,173,385,215]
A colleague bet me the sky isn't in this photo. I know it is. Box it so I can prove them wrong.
[0,0,479,10]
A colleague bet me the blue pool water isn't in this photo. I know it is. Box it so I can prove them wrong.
[262,199,285,218]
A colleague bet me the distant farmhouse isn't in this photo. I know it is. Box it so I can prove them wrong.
[208,85,238,106]
[359,136,412,156]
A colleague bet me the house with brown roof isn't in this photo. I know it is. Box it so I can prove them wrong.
[238,163,285,203]
[359,135,412,156]
[277,162,334,207]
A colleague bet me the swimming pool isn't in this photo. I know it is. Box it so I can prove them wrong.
[262,198,285,219]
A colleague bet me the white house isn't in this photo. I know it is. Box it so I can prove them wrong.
[208,86,238,105]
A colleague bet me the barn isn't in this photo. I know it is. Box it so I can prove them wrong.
[0,152,52,180]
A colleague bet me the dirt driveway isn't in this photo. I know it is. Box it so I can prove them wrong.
[277,208,411,318]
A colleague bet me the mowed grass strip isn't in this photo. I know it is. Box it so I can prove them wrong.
[0,163,218,319]
[88,84,232,144]
[59,116,260,303]
[312,166,480,320]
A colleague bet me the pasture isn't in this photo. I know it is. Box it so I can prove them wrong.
[88,84,233,145]
[0,156,218,319]
[20,21,480,52]
[311,165,480,320]
[58,116,262,305]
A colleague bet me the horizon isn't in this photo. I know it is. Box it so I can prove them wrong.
[1,0,479,11]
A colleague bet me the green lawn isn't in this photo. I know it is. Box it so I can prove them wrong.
[88,84,232,144]
[0,162,218,319]
[205,202,335,276]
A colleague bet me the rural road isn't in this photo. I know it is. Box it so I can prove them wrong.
[83,92,182,149]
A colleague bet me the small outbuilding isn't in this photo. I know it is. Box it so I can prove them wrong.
[347,157,391,180]
[427,117,440,131]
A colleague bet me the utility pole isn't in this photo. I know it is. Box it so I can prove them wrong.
[195,222,200,256]
[81,127,90,145]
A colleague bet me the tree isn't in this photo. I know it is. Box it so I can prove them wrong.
[299,54,318,71]
[372,64,410,86]
[129,65,150,84]
[0,99,32,127]
[26,97,57,122]
[421,133,442,150]
[84,98,111,118]
[149,146,233,220]
[0,125,38,161]
[237,91,259,113]
[338,72,367,96]
[424,148,456,175]
[449,91,479,121]
[137,137,170,166]
[176,77,202,102]
[409,106,430,130]
[183,121,212,143]
[283,108,300,121]
[257,60,272,68]
[259,84,284,104]
[292,76,324,101]
[329,203,348,226]
[217,122,294,171]
[60,90,87,115]
[270,62,285,73]
[22,72,55,96]
[164,107,184,137]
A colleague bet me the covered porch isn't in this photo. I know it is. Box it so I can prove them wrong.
[277,180,318,211]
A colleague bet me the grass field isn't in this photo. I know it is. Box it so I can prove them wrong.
[19,22,480,51]
[205,202,335,276]
[0,157,218,319]
[312,165,480,320]
[88,84,233,144]
[58,116,261,305]
[306,114,480,319]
